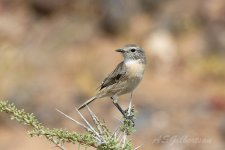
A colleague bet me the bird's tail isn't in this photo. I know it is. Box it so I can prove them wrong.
[78,96,97,110]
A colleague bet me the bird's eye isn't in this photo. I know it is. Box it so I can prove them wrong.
[131,49,136,52]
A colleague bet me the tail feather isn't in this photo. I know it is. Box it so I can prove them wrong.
[78,96,97,110]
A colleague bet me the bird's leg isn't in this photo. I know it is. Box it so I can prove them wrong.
[111,96,126,117]
[111,95,135,127]
[124,92,133,115]
[125,92,133,116]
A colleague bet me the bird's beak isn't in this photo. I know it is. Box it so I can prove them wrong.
[115,48,125,53]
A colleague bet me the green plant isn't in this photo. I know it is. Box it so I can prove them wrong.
[0,100,140,150]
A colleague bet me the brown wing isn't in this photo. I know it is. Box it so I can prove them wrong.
[99,61,126,90]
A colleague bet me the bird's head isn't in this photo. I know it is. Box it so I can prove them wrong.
[116,44,146,64]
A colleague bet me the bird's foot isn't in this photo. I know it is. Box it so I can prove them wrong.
[120,107,135,134]
[123,106,135,127]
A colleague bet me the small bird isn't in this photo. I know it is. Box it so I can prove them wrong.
[78,44,146,117]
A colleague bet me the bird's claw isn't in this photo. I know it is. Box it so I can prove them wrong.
[123,108,135,127]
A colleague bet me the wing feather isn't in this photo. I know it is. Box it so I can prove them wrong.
[99,62,126,90]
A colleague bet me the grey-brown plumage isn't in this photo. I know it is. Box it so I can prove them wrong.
[78,44,146,115]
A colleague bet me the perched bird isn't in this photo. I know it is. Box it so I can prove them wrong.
[78,44,146,118]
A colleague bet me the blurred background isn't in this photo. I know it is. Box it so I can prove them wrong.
[0,0,225,149]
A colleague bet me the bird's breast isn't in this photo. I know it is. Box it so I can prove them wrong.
[125,60,145,78]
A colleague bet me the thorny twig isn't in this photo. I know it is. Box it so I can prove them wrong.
[56,99,137,149]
